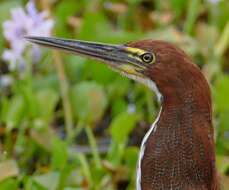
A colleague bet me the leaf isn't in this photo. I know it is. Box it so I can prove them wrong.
[33,172,60,190]
[126,0,142,5]
[123,147,139,169]
[170,0,187,18]
[0,178,18,190]
[30,127,54,150]
[0,160,19,182]
[216,111,229,153]
[213,75,229,112]
[107,77,130,100]
[110,112,139,143]
[79,11,111,41]
[209,1,229,30]
[51,138,68,170]
[216,155,229,174]
[84,61,117,85]
[70,81,108,124]
[54,0,83,36]
[36,88,59,122]
[33,74,59,92]
[215,21,229,57]
[184,0,201,34]
[111,98,127,117]
[4,95,25,129]
[64,55,86,83]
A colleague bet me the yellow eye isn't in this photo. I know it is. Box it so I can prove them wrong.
[141,53,155,64]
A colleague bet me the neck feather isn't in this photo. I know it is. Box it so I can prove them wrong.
[137,74,218,190]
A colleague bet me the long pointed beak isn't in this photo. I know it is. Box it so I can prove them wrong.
[25,36,145,71]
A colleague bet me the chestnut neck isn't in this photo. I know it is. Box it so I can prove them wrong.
[140,65,218,190]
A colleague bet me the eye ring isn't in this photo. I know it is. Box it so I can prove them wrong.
[141,53,155,64]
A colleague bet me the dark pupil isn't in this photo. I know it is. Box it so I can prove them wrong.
[142,53,152,63]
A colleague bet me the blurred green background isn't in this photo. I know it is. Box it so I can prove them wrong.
[0,0,229,189]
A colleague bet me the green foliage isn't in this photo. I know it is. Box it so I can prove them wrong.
[51,138,68,170]
[184,0,201,35]
[0,0,229,189]
[2,95,25,129]
[213,75,229,154]
[31,172,60,190]
[110,112,139,144]
[70,81,108,124]
[36,89,59,122]
[214,75,229,112]
[0,178,18,190]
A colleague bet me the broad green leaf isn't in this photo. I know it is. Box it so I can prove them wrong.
[79,11,111,41]
[111,98,128,117]
[123,147,139,169]
[36,88,59,122]
[54,0,83,36]
[26,181,46,190]
[170,0,187,18]
[5,95,25,129]
[0,178,18,190]
[84,61,116,85]
[110,112,139,143]
[127,0,142,5]
[33,74,59,92]
[64,55,86,83]
[70,81,108,124]
[107,142,126,167]
[51,138,68,170]
[33,172,60,190]
[107,77,130,100]
[213,75,229,112]
[18,82,38,119]
[216,112,229,153]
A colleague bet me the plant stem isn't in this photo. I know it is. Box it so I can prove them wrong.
[184,0,200,35]
[52,51,74,142]
[85,126,102,168]
[68,149,93,187]
[215,21,229,57]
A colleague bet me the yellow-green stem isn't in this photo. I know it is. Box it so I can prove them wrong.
[52,51,74,142]
[215,21,229,57]
[85,126,102,168]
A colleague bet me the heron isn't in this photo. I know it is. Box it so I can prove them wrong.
[25,36,219,190]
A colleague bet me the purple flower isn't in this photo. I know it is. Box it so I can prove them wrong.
[2,0,54,71]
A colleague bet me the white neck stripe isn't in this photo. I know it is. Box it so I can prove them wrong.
[112,71,162,190]
[132,77,162,190]
[136,107,162,190]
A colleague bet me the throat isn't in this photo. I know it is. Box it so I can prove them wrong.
[137,93,218,190]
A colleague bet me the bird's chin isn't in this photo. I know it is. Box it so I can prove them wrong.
[108,63,144,78]
[108,64,146,84]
